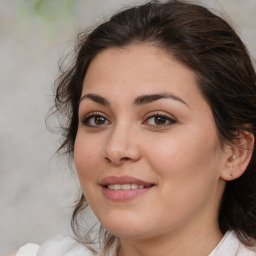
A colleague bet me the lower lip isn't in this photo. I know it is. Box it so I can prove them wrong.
[102,186,153,201]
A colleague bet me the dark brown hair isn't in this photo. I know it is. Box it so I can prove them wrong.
[54,0,256,252]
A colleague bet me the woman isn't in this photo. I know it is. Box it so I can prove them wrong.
[16,0,256,255]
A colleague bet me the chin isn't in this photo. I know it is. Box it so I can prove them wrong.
[99,216,149,239]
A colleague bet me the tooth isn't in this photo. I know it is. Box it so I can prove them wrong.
[107,184,147,190]
[131,184,139,189]
[113,184,122,190]
[121,184,131,190]
[108,184,114,189]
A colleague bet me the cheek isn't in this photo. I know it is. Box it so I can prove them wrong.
[144,126,220,182]
[74,134,103,207]
[145,131,221,217]
[74,133,100,183]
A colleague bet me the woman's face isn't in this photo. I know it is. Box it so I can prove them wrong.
[74,44,228,240]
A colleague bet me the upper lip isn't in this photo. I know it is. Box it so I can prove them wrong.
[100,175,154,187]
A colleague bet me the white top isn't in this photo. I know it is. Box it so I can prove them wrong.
[16,231,256,256]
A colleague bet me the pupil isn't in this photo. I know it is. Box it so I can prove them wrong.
[95,116,105,125]
[155,116,166,125]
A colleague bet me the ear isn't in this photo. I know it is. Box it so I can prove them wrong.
[220,130,255,181]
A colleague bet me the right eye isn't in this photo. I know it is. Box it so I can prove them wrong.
[81,113,110,127]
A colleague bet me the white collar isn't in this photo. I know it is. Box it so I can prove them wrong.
[208,231,256,256]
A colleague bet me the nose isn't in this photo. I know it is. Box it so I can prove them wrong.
[103,124,141,165]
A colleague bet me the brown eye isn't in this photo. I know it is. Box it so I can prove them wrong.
[82,114,110,127]
[144,114,177,127]
[94,116,106,125]
[154,116,169,125]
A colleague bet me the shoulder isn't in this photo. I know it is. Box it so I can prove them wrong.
[237,241,256,256]
[16,236,95,256]
[16,243,39,256]
[38,235,94,256]
[209,231,256,256]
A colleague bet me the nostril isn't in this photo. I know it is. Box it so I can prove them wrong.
[105,157,112,163]
[120,157,130,161]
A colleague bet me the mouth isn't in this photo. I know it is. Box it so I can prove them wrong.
[106,184,153,190]
[100,175,155,201]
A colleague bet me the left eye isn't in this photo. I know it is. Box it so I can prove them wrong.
[145,115,176,126]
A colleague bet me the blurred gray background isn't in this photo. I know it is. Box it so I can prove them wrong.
[0,0,255,254]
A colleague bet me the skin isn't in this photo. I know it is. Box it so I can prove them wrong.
[74,44,234,256]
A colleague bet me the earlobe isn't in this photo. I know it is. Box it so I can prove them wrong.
[220,130,255,181]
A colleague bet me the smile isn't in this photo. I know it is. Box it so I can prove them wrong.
[100,176,155,201]
[107,184,150,190]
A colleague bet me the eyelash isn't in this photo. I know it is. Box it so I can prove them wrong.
[81,112,110,127]
[80,112,177,128]
[143,112,177,127]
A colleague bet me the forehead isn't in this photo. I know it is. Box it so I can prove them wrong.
[82,44,202,105]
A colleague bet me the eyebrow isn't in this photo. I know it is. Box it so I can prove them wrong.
[134,92,188,107]
[79,92,188,107]
[79,93,110,106]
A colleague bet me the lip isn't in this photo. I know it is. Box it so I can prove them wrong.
[100,175,155,202]
[100,175,154,186]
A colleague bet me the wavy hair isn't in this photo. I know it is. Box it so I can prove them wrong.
[53,0,256,253]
